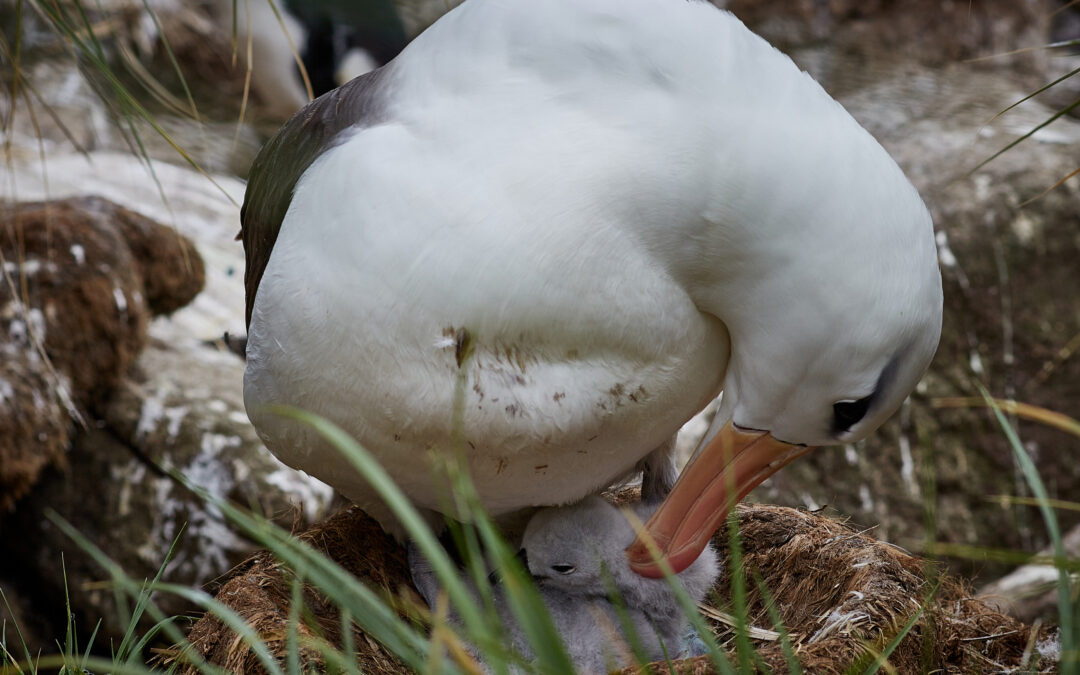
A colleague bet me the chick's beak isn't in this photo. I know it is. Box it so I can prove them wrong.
[626,419,814,577]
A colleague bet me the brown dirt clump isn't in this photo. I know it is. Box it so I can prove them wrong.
[180,501,1058,674]
[0,196,205,511]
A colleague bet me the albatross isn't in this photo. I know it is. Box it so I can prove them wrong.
[241,0,943,578]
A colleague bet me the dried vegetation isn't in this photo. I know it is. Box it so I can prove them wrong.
[181,499,1057,674]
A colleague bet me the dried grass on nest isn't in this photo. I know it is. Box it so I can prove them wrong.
[178,507,412,675]
[628,504,1058,674]
[180,499,1057,674]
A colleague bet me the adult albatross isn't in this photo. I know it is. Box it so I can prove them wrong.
[241,0,943,578]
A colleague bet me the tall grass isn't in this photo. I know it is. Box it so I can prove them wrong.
[2,331,1076,674]
[0,410,745,674]
[7,396,1074,673]
[2,1,1078,673]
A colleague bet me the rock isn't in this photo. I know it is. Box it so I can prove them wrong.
[2,412,330,644]
[0,579,48,657]
[979,522,1080,623]
[722,0,1051,72]
[0,345,70,514]
[0,154,332,653]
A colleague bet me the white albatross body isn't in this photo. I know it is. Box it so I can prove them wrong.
[243,0,942,563]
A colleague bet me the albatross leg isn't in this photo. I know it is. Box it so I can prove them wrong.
[637,435,679,504]
[407,541,440,609]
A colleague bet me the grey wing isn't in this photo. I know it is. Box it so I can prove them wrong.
[241,64,396,327]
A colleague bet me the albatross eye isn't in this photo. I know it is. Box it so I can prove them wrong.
[833,396,872,433]
[551,564,576,575]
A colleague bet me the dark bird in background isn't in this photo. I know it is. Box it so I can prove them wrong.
[215,0,408,119]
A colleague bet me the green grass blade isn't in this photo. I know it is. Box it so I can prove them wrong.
[724,511,755,672]
[338,609,361,675]
[983,64,1080,127]
[923,542,1080,571]
[123,614,182,667]
[115,526,185,663]
[970,96,1080,175]
[0,588,34,670]
[188,488,435,672]
[979,384,1076,673]
[442,458,574,674]
[59,553,76,665]
[43,510,269,675]
[621,510,735,675]
[264,406,490,645]
[79,619,100,672]
[602,569,656,670]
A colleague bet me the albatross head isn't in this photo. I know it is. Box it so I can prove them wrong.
[627,120,944,577]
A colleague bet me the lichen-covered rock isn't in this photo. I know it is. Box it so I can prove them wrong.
[102,338,335,582]
[0,196,204,511]
[0,160,333,651]
[979,523,1080,623]
[3,397,330,644]
[0,345,70,513]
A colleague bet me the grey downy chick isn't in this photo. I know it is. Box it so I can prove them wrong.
[410,495,719,674]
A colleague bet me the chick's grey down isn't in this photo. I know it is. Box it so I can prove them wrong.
[411,497,720,673]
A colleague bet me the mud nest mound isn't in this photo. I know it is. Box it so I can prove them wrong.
[0,196,205,511]
[182,506,412,675]
[180,500,1058,674]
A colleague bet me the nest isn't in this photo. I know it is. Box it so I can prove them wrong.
[0,196,205,511]
[637,504,1057,674]
[181,506,411,675]
[180,500,1057,674]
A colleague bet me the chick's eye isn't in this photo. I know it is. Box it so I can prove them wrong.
[551,564,576,575]
[833,396,872,433]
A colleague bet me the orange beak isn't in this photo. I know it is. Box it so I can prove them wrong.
[626,419,814,577]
